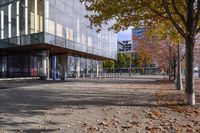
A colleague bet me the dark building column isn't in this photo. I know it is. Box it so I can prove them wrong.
[46,50,50,80]
[52,55,57,81]
[85,59,89,77]
[61,55,67,81]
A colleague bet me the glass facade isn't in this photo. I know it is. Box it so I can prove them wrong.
[0,0,117,59]
[67,56,103,78]
[0,52,46,78]
[44,0,117,59]
[0,0,44,46]
[0,0,117,79]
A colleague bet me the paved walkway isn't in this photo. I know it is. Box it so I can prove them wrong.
[0,78,199,133]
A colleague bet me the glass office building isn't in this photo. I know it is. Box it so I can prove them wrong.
[0,0,117,79]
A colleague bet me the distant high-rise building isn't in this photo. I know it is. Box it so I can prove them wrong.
[117,41,125,52]
[132,28,146,47]
[117,40,133,53]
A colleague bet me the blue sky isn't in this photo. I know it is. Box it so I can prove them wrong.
[117,28,132,41]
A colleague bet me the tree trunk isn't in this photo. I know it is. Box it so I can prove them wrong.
[176,44,183,90]
[185,38,195,105]
[129,53,132,77]
[173,57,176,82]
[198,66,200,78]
[170,62,173,80]
[168,60,172,81]
[168,47,173,81]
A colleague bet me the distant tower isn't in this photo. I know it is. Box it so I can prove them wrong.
[132,28,145,48]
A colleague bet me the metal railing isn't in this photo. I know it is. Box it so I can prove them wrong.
[98,73,167,79]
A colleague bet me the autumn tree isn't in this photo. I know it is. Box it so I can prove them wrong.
[81,0,200,105]
[115,53,131,68]
[123,53,132,68]
[135,36,172,71]
[130,22,184,91]
[133,37,153,68]
[146,21,185,90]
[104,53,131,69]
[103,60,115,72]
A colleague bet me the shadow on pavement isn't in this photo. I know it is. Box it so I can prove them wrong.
[0,78,198,131]
[0,78,173,90]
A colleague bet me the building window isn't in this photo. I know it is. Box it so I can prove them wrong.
[34,0,38,33]
[45,0,55,35]
[37,0,43,32]
[66,27,73,41]
[16,1,20,36]
[39,15,43,31]
[25,0,28,35]
[82,34,86,45]
[8,4,12,38]
[88,36,92,47]
[30,12,35,34]
[29,0,43,34]
[47,20,55,35]
[1,10,4,39]
[77,18,80,43]
[56,23,63,37]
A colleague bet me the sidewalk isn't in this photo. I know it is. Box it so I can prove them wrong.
[0,78,199,133]
[0,77,39,81]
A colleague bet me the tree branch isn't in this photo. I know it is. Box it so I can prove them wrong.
[197,27,200,33]
[162,0,187,39]
[194,0,200,35]
[180,53,186,62]
[147,6,170,20]
[171,0,187,27]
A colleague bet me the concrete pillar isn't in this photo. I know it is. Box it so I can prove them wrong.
[61,55,67,81]
[90,60,94,78]
[1,56,7,78]
[41,57,47,77]
[52,55,57,81]
[76,57,80,78]
[82,58,86,78]
[40,50,49,80]
[85,59,89,76]
[96,61,100,78]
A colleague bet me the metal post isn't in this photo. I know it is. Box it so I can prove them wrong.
[46,50,50,80]
[52,55,57,81]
